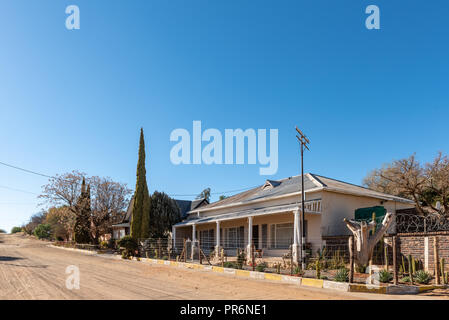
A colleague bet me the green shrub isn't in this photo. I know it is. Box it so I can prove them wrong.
[99,241,109,249]
[400,276,410,283]
[11,227,22,234]
[294,266,304,276]
[320,276,329,280]
[223,261,237,269]
[256,263,267,272]
[34,224,52,239]
[335,268,349,282]
[378,269,393,283]
[356,264,367,273]
[415,270,432,284]
[236,250,246,269]
[118,236,138,258]
[0,229,6,233]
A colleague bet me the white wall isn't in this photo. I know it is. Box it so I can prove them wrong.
[320,191,414,237]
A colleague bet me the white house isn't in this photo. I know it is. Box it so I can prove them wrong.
[172,173,415,262]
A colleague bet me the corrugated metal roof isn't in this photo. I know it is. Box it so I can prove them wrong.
[175,200,321,227]
[189,173,413,215]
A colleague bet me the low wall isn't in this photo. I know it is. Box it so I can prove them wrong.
[324,232,449,274]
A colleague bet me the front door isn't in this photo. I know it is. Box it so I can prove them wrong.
[252,225,259,249]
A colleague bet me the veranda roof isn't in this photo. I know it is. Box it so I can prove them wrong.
[174,200,321,227]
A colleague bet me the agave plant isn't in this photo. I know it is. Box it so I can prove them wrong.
[378,269,393,283]
[335,268,349,282]
[414,270,432,285]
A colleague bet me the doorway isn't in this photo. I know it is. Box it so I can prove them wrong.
[252,225,259,249]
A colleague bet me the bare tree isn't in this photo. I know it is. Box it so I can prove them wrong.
[363,153,449,215]
[39,171,131,242]
[39,171,86,215]
[89,176,132,242]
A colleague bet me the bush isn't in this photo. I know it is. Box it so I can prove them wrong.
[356,264,367,273]
[400,276,410,283]
[223,261,237,269]
[294,266,304,276]
[34,224,52,239]
[415,270,432,284]
[378,269,393,283]
[335,268,349,282]
[118,236,138,259]
[256,262,267,272]
[11,227,22,234]
[99,241,109,249]
[0,229,6,234]
[236,250,246,269]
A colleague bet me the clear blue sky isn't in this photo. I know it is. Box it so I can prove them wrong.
[1,1,448,232]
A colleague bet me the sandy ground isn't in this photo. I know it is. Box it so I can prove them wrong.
[0,233,447,300]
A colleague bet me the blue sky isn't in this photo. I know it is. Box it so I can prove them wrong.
[1,1,448,232]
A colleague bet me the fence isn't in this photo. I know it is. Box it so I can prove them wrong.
[396,213,449,234]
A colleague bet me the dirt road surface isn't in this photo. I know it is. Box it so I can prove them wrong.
[0,233,446,300]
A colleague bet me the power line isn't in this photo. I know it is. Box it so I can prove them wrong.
[0,160,260,199]
[168,185,259,197]
[0,185,39,196]
[0,161,55,180]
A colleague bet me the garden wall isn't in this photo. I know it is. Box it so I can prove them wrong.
[324,232,449,273]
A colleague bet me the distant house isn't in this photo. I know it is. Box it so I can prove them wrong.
[172,173,415,262]
[111,197,209,240]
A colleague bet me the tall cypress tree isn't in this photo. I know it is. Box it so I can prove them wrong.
[74,178,92,244]
[131,128,151,240]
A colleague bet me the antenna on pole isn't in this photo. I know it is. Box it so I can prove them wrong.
[295,126,310,270]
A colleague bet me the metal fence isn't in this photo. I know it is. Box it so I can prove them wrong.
[396,213,449,233]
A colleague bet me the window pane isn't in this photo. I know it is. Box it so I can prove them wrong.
[275,223,293,249]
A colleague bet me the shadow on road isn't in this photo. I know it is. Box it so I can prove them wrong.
[0,256,24,262]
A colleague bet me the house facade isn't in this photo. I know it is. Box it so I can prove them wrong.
[172,173,415,262]
[111,197,209,240]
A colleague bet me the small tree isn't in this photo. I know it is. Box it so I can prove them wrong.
[197,188,211,202]
[34,224,52,239]
[11,227,22,234]
[149,191,181,238]
[131,128,151,240]
[74,178,92,244]
[118,235,138,259]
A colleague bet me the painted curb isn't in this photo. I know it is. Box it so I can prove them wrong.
[264,273,283,281]
[49,245,97,255]
[386,285,419,295]
[301,278,324,288]
[212,266,224,273]
[349,284,386,294]
[224,268,236,275]
[249,271,265,280]
[281,276,302,285]
[418,285,446,292]
[323,280,350,292]
[235,270,250,278]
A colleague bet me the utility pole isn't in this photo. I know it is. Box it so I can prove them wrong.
[295,126,310,270]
